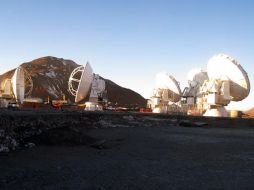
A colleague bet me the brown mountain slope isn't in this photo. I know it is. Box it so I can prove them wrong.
[22,56,78,102]
[0,56,146,107]
[0,69,16,82]
[105,79,146,107]
[245,107,254,118]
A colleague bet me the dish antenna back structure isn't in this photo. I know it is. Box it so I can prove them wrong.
[68,62,93,103]
[89,74,105,103]
[23,67,33,97]
[149,72,182,113]
[201,54,250,117]
[0,79,12,98]
[183,68,208,105]
[181,68,209,116]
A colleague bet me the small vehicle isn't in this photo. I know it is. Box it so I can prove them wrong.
[7,102,20,110]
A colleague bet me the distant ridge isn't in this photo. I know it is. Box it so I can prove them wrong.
[245,107,254,118]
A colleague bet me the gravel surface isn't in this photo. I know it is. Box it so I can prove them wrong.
[1,124,254,190]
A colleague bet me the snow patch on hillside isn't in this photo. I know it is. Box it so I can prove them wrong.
[45,70,56,78]
[47,86,58,98]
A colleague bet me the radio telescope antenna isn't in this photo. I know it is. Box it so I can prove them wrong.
[68,62,93,103]
[150,72,182,113]
[11,66,25,103]
[183,68,208,98]
[202,54,250,117]
[155,72,182,102]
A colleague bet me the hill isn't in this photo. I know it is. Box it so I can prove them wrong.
[245,107,254,118]
[0,56,146,107]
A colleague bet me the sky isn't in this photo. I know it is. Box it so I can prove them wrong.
[0,0,253,110]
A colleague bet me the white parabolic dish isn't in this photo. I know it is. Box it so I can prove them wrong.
[187,68,208,87]
[75,63,93,103]
[155,72,181,102]
[12,67,25,103]
[207,54,250,101]
[187,68,202,82]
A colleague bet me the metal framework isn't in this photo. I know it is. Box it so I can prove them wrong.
[68,65,84,97]
[24,67,33,97]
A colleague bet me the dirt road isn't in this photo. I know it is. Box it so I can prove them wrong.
[1,123,254,190]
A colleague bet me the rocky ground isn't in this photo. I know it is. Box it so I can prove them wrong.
[1,109,254,189]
